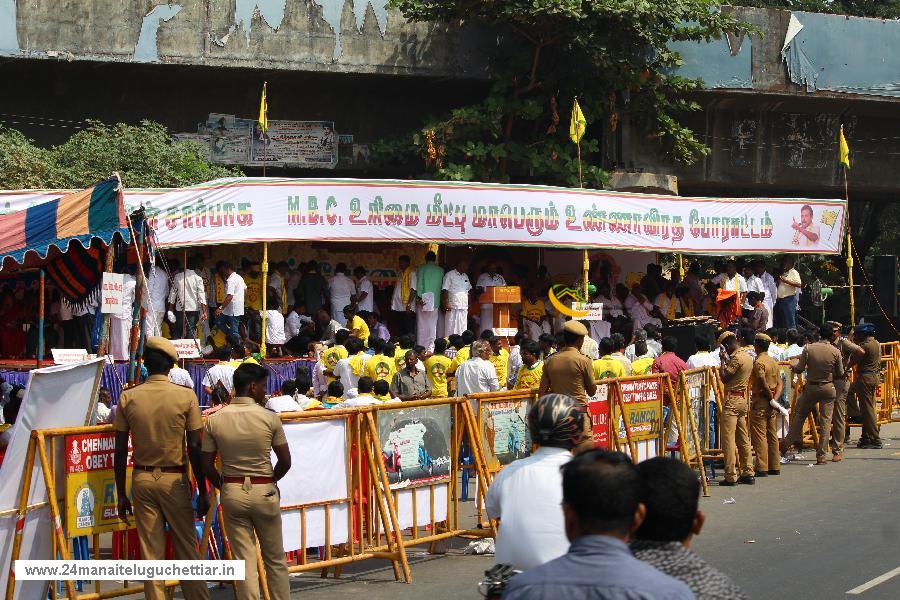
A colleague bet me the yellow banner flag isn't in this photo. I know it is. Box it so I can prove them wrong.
[258,82,268,134]
[839,124,850,169]
[569,98,586,144]
[821,209,837,227]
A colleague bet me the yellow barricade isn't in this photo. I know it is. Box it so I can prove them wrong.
[3,398,496,600]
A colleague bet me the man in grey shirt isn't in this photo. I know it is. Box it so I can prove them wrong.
[502,450,693,600]
[631,457,746,600]
[390,350,432,401]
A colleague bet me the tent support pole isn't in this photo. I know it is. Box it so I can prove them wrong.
[260,242,268,358]
[37,269,45,368]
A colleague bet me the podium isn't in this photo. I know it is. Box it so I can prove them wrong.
[479,286,521,338]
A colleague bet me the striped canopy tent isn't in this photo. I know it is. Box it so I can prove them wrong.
[0,176,132,305]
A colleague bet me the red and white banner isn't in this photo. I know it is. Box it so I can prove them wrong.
[0,178,847,254]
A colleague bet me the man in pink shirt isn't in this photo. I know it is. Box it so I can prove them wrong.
[651,336,688,383]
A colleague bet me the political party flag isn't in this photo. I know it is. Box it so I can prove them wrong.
[258,82,268,134]
[569,98,586,144]
[821,209,838,240]
[839,125,850,169]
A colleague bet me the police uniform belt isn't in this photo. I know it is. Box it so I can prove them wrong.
[223,476,274,484]
[134,464,185,473]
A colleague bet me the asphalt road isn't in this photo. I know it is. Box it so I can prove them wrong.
[207,422,900,600]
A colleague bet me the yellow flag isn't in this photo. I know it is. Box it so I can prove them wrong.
[839,124,850,169]
[569,98,586,144]
[821,209,837,227]
[258,82,268,134]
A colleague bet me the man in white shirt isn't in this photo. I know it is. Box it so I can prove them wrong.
[168,365,195,389]
[653,282,682,323]
[353,266,375,314]
[775,256,802,329]
[686,335,721,369]
[214,262,246,341]
[109,271,136,361]
[745,263,766,316]
[580,333,599,360]
[265,380,303,413]
[142,261,169,338]
[334,338,369,398]
[316,308,343,344]
[285,307,307,341]
[753,261,777,329]
[475,262,506,335]
[625,330,659,363]
[486,394,583,571]
[202,348,236,399]
[267,261,289,313]
[167,259,207,340]
[624,284,661,330]
[589,282,619,342]
[455,341,500,396]
[329,263,356,326]
[340,376,381,407]
[73,295,100,353]
[442,259,472,337]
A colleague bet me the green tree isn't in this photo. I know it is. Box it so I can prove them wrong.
[376,0,754,187]
[0,120,241,190]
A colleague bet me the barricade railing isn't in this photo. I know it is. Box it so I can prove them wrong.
[3,397,496,599]
[671,368,712,497]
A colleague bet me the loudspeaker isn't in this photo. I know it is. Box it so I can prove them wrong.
[873,255,898,317]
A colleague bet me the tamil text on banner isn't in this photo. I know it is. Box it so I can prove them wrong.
[589,382,612,449]
[615,377,664,445]
[50,349,89,364]
[65,432,133,537]
[171,339,201,359]
[100,272,125,314]
[0,179,847,254]
[478,399,531,471]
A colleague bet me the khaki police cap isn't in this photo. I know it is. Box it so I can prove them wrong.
[563,321,589,337]
[717,331,736,345]
[144,336,178,363]
[826,320,842,329]
[754,332,772,343]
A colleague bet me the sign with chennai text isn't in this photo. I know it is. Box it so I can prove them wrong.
[588,382,612,449]
[0,179,847,254]
[615,376,664,444]
[65,433,133,537]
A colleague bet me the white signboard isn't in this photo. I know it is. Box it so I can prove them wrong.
[0,179,848,254]
[50,349,89,364]
[572,302,604,321]
[100,273,125,314]
[171,339,201,359]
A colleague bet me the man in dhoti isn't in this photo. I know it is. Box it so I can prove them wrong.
[415,251,444,352]
[716,261,747,328]
[475,261,506,336]
[109,271,137,361]
[442,259,471,337]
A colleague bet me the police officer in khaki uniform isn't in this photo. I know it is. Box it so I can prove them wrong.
[850,323,883,449]
[718,331,755,486]
[114,337,209,600]
[827,321,863,461]
[749,333,784,477]
[202,362,292,600]
[781,324,844,464]
[538,320,597,452]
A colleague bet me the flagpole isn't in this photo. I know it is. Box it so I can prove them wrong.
[844,168,855,326]
[261,81,268,179]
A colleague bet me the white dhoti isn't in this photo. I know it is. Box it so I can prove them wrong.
[524,320,552,341]
[445,308,468,337]
[109,316,131,361]
[143,310,164,338]
[331,300,349,326]
[589,320,611,344]
[764,299,774,329]
[416,307,439,352]
[479,303,495,336]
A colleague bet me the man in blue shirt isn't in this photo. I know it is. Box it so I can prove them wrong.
[502,450,693,600]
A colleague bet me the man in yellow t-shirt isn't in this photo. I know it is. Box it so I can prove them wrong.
[519,286,551,340]
[393,335,414,371]
[593,338,626,380]
[424,339,453,397]
[365,339,397,384]
[448,331,475,374]
[514,340,543,390]
[487,335,510,390]
[343,305,370,346]
[322,333,350,382]
[244,264,263,311]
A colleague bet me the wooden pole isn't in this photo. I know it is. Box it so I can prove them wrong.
[845,167,855,325]
[37,270,45,368]
[361,425,403,582]
[364,412,412,583]
[127,217,146,384]
[614,381,639,461]
[5,436,38,600]
[181,248,188,339]
[583,249,590,304]
[576,139,583,188]
[35,433,78,599]
[260,242,268,358]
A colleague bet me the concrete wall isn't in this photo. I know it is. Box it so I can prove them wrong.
[0,0,491,77]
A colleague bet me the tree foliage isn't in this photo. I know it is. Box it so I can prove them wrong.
[0,120,241,190]
[736,0,900,18]
[376,0,755,187]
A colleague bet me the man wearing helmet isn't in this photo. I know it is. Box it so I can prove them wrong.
[485,394,585,571]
